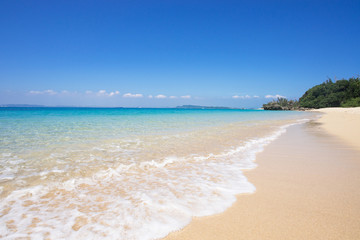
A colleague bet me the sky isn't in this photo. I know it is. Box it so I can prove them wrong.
[0,0,359,108]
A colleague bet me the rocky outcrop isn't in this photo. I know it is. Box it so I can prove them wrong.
[263,98,309,111]
[262,102,283,110]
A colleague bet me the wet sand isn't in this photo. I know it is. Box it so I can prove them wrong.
[164,109,360,240]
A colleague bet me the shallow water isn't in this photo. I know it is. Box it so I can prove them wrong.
[0,108,316,239]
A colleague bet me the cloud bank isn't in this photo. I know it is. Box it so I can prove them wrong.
[232,95,260,99]
[180,95,191,99]
[265,94,286,99]
[29,90,57,95]
[155,94,167,99]
[96,90,120,97]
[123,93,143,98]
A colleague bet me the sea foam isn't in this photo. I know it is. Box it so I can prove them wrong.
[0,123,299,240]
[0,108,315,239]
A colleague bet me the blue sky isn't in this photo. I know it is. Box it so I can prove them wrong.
[1,0,359,107]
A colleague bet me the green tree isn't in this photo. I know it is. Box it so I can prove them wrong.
[299,77,360,108]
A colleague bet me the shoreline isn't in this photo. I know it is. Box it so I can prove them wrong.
[164,108,360,239]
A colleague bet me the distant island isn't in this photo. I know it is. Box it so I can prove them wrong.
[263,77,360,110]
[0,104,46,108]
[0,104,242,110]
[176,105,240,110]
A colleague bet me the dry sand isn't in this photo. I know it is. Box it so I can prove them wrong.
[313,107,360,150]
[164,108,360,240]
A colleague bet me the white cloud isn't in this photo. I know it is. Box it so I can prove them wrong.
[108,91,120,97]
[123,93,143,98]
[97,90,107,96]
[265,94,286,99]
[44,90,57,95]
[96,90,121,97]
[28,90,57,95]
[180,95,191,99]
[155,94,167,99]
[28,89,123,97]
[169,96,177,99]
[29,90,42,95]
[232,95,251,99]
[253,95,260,98]
[148,95,153,99]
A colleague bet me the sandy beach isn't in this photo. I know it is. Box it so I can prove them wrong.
[164,108,360,240]
[314,107,360,150]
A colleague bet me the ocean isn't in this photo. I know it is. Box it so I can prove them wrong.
[0,108,315,239]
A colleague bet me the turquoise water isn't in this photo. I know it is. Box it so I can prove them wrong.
[1,108,308,152]
[0,108,315,239]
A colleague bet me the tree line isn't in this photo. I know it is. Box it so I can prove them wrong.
[263,77,360,110]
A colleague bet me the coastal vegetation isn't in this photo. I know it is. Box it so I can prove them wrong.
[263,77,360,110]
[299,77,360,108]
[263,98,301,110]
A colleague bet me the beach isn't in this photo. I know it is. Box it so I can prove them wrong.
[314,107,360,150]
[0,108,314,239]
[164,108,360,240]
[1,108,359,239]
